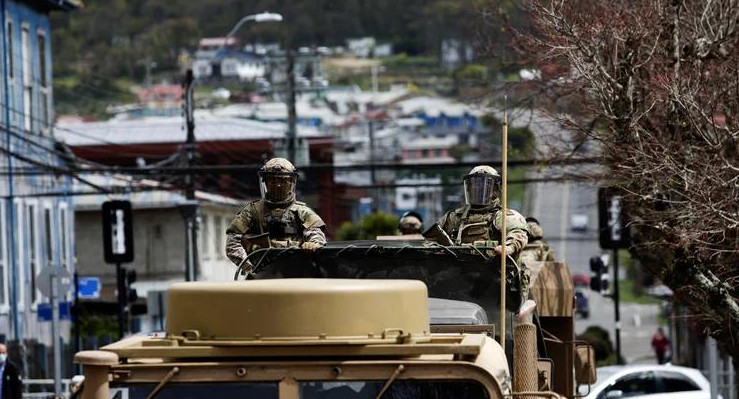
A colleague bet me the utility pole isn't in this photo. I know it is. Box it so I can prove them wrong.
[286,48,297,165]
[181,69,199,281]
[613,248,622,364]
[368,120,377,211]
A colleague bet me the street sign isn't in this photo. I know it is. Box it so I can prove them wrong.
[37,302,71,322]
[36,266,73,298]
[598,187,631,249]
[102,200,134,264]
[77,277,101,299]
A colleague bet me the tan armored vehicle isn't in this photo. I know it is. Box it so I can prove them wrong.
[74,242,594,399]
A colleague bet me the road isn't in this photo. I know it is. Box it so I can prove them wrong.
[512,109,661,364]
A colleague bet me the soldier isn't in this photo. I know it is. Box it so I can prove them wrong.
[518,217,554,301]
[519,216,555,265]
[225,158,326,268]
[437,165,529,259]
[438,165,529,309]
[398,211,423,235]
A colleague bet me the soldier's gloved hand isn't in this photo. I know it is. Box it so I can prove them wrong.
[301,241,324,251]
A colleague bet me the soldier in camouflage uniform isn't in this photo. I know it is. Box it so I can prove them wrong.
[438,165,529,258]
[518,217,555,301]
[225,158,326,268]
[398,211,423,235]
[437,165,530,307]
[519,217,555,264]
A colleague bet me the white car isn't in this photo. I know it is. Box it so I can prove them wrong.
[580,364,719,399]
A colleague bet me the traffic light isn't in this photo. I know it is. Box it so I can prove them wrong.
[116,267,138,308]
[589,256,610,292]
[126,269,138,303]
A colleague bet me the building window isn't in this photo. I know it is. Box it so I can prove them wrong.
[214,217,224,260]
[26,202,39,303]
[5,20,14,127]
[0,202,7,309]
[202,214,211,260]
[13,200,25,307]
[44,206,54,265]
[21,25,32,133]
[37,30,49,132]
[59,203,69,269]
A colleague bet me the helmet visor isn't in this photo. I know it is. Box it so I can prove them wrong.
[463,174,499,205]
[259,172,297,202]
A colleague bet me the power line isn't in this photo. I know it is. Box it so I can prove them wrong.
[0,125,110,193]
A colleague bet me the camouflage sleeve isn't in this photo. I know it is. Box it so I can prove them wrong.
[225,203,257,267]
[303,227,327,245]
[295,205,326,229]
[225,234,246,266]
[295,204,327,245]
[504,210,529,256]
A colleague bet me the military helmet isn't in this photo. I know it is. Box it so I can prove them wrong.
[525,216,544,240]
[258,158,298,202]
[463,165,501,206]
[398,211,423,235]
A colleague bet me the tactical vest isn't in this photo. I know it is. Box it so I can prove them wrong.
[251,200,306,242]
[454,206,503,244]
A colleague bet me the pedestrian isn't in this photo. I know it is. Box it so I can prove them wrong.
[0,343,22,399]
[651,327,670,364]
[225,158,326,269]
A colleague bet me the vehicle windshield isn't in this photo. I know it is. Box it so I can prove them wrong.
[112,379,490,399]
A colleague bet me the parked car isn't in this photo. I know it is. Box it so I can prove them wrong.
[575,289,590,319]
[580,364,719,399]
[573,273,591,288]
[571,214,589,232]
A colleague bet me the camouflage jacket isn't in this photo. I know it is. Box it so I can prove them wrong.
[519,239,556,266]
[437,204,529,259]
[225,199,326,266]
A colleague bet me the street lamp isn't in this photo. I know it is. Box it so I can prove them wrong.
[216,12,284,58]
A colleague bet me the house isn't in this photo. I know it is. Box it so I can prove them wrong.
[135,84,184,117]
[0,0,79,377]
[193,49,267,81]
[55,115,343,234]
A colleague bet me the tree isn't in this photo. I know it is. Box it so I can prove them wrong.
[517,0,739,370]
[335,212,399,240]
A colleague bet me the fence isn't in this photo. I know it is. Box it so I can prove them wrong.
[22,379,75,399]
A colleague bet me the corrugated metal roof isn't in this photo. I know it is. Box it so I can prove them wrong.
[55,116,324,146]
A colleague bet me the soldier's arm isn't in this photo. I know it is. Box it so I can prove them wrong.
[298,207,327,248]
[225,206,253,266]
[504,211,530,256]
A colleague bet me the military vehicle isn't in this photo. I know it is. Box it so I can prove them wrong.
[74,241,595,399]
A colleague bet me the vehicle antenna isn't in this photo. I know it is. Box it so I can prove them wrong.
[499,96,508,348]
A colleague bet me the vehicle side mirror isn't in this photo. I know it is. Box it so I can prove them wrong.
[574,341,597,385]
[605,390,624,399]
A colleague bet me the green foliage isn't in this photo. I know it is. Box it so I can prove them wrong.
[576,326,617,366]
[482,114,536,159]
[335,212,399,240]
[453,64,488,81]
[79,315,118,338]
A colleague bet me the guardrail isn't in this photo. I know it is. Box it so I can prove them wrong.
[22,379,74,399]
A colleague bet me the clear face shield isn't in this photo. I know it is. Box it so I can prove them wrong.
[258,171,297,202]
[463,173,500,206]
